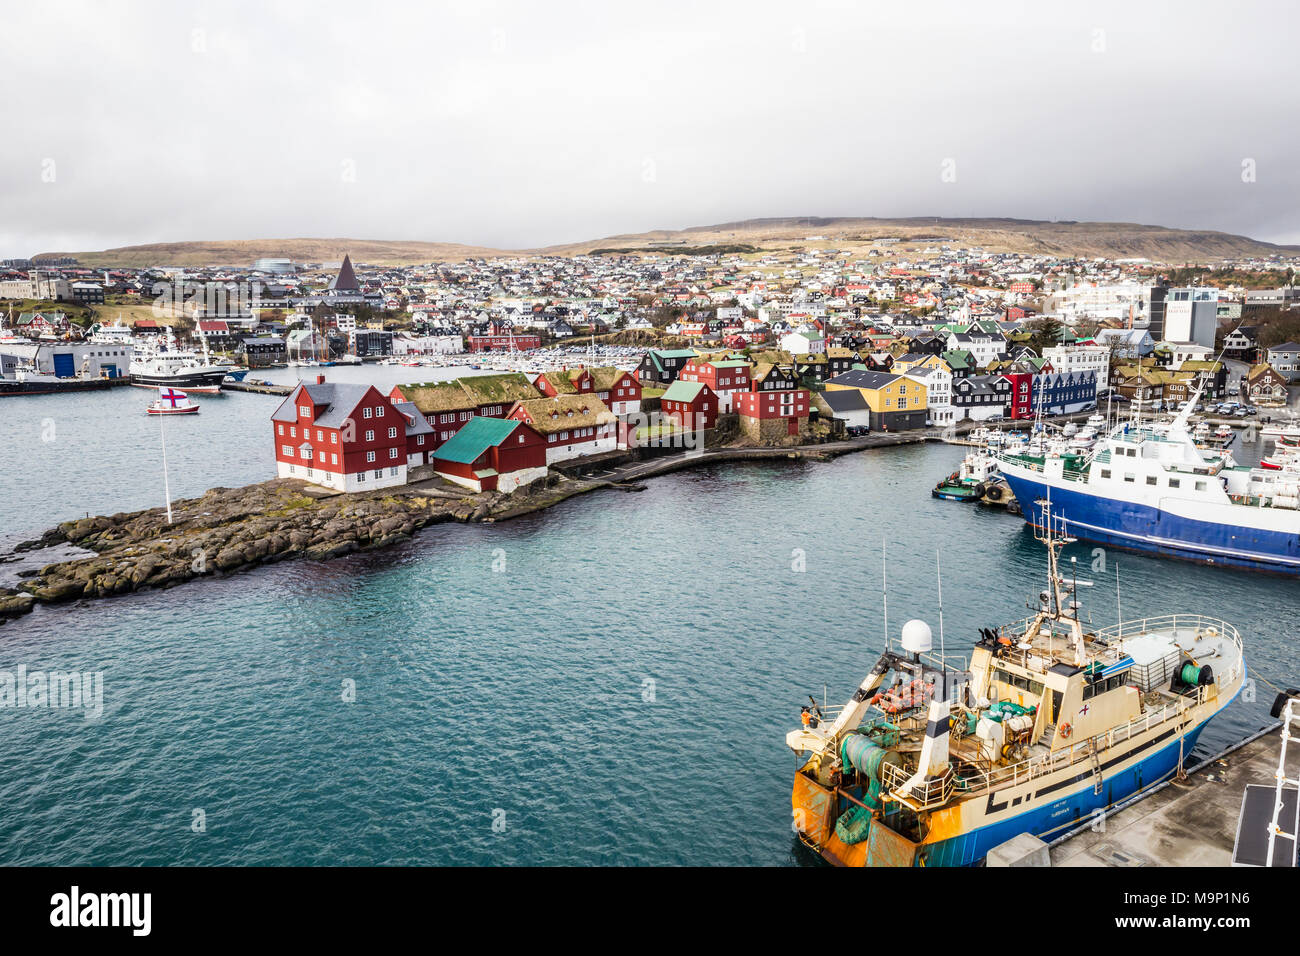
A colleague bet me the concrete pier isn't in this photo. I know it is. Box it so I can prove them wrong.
[1050,723,1297,867]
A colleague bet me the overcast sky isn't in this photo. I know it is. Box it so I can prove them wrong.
[3,0,1298,258]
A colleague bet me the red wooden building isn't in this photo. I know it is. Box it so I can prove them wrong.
[659,380,717,430]
[273,376,408,492]
[389,373,541,449]
[677,358,751,412]
[431,416,548,493]
[1000,368,1035,419]
[467,333,541,352]
[507,394,618,463]
[734,379,810,441]
[533,365,642,416]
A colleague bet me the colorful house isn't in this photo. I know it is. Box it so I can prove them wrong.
[824,369,928,431]
[391,373,540,449]
[534,365,643,416]
[432,416,548,493]
[272,376,407,492]
[659,379,718,431]
[1244,363,1289,406]
[637,348,698,385]
[734,379,810,443]
[678,358,751,412]
[507,394,618,463]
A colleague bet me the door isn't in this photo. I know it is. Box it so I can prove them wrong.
[53,353,76,377]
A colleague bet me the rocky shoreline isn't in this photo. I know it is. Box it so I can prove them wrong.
[0,474,607,625]
[0,425,1014,626]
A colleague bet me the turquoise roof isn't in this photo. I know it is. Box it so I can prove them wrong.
[434,415,521,465]
[662,380,706,403]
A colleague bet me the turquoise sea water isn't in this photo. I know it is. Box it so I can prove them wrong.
[0,380,1296,865]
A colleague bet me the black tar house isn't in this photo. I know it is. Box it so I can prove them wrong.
[637,348,697,385]
[240,336,286,365]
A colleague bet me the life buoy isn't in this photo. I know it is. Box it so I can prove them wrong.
[1059,722,1073,739]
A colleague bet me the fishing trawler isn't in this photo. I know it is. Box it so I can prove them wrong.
[787,512,1246,867]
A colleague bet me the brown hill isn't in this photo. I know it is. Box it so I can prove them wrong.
[39,217,1299,268]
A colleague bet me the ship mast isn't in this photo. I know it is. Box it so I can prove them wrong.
[1033,500,1086,665]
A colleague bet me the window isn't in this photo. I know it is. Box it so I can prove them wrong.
[547,434,556,443]
[282,445,293,456]
[363,407,373,419]
[331,433,337,443]
[317,429,323,441]
[300,406,311,416]
[1146,476,1157,485]
[388,427,397,438]
[290,426,296,437]
[277,424,284,435]
[389,448,398,459]
[357,471,366,482]
[332,454,338,465]
[1196,480,1207,491]
[1100,468,1111,479]
[375,406,383,417]
[366,451,376,463]
[365,430,374,441]
[1124,474,1135,483]
[417,436,425,445]
[1169,478,1180,488]
[374,469,383,479]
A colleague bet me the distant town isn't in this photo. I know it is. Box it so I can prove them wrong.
[3,240,1300,494]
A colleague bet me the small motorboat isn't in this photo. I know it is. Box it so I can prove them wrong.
[147,387,200,415]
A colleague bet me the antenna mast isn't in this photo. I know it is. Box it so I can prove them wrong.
[936,549,945,663]
[882,537,889,652]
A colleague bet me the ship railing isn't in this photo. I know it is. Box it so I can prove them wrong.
[1094,614,1244,683]
[954,694,1197,796]
[880,761,955,809]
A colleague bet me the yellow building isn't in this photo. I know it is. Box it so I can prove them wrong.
[824,369,928,430]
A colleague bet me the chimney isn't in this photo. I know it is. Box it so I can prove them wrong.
[316,374,325,385]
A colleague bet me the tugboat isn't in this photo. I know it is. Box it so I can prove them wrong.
[933,446,1001,502]
[787,508,1247,866]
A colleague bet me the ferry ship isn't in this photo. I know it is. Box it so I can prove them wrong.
[997,402,1300,574]
[787,515,1246,866]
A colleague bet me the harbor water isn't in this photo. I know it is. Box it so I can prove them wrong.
[0,382,1295,865]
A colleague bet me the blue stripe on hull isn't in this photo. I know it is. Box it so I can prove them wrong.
[1001,471,1300,574]
[924,724,1208,867]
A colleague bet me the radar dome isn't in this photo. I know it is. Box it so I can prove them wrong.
[900,619,933,654]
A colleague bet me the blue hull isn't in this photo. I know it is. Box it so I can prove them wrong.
[923,723,1209,866]
[1001,470,1300,574]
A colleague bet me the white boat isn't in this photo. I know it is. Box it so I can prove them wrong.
[146,387,200,415]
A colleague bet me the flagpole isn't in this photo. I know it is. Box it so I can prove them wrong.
[159,396,173,524]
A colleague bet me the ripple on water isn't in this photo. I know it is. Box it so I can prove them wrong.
[0,443,1294,864]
